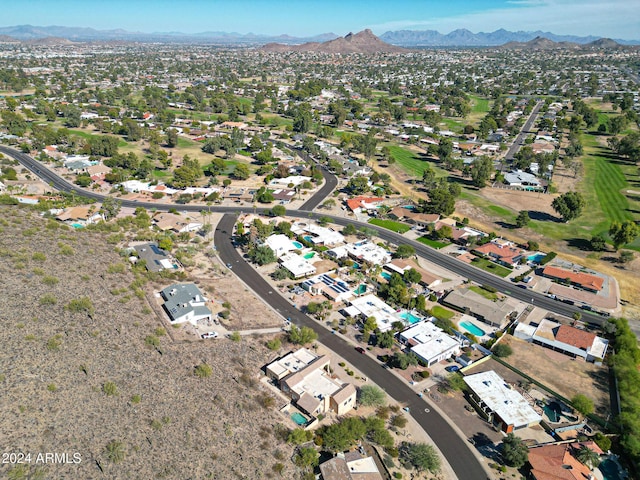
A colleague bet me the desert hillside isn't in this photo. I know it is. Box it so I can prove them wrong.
[0,206,298,479]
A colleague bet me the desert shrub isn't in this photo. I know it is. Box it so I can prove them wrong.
[194,363,213,378]
[103,382,119,396]
[105,440,126,464]
[266,338,282,351]
[65,297,95,316]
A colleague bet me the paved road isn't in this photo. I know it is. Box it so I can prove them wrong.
[214,214,489,480]
[504,101,544,162]
[0,145,605,328]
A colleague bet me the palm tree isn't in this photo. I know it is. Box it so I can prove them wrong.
[575,444,601,470]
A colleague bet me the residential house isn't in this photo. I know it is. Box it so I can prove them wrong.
[384,258,442,289]
[528,442,603,480]
[160,283,211,326]
[464,370,542,433]
[503,170,543,191]
[319,451,384,480]
[266,348,356,417]
[515,319,608,362]
[271,188,296,204]
[399,320,461,367]
[343,241,391,266]
[343,294,399,332]
[345,196,384,214]
[279,252,317,279]
[152,212,202,233]
[443,288,521,328]
[473,241,525,267]
[541,265,604,292]
[301,271,354,303]
[269,175,311,188]
[133,242,176,273]
[292,222,345,246]
[56,206,104,226]
[265,234,296,258]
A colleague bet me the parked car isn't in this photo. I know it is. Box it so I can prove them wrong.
[445,365,460,373]
[201,331,219,339]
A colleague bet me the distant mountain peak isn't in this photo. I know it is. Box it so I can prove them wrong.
[261,29,409,54]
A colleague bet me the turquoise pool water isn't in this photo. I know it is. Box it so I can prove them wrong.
[354,284,367,295]
[352,262,360,269]
[402,205,416,210]
[291,412,307,425]
[400,311,421,324]
[303,235,313,242]
[380,272,391,280]
[71,223,84,229]
[528,253,545,263]
[599,458,625,480]
[303,252,316,259]
[460,321,485,337]
[291,241,303,249]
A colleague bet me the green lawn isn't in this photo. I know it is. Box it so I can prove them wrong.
[470,257,512,278]
[438,118,464,133]
[430,305,455,321]
[368,218,411,233]
[469,285,498,301]
[417,236,449,249]
[469,95,490,114]
[388,145,447,178]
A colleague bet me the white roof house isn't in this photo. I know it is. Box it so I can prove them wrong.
[347,294,400,332]
[292,222,345,246]
[279,252,316,279]
[269,175,311,187]
[464,370,542,433]
[344,241,391,265]
[399,320,461,366]
[265,234,296,258]
[504,170,542,188]
[265,348,318,381]
[301,271,354,303]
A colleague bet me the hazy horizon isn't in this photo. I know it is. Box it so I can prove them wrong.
[3,0,639,40]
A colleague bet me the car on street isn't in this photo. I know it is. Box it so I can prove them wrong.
[355,347,366,354]
[226,263,232,269]
[201,331,219,339]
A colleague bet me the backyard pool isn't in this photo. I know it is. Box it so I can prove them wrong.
[303,236,313,242]
[460,321,485,337]
[380,272,392,280]
[291,241,303,249]
[291,412,308,426]
[400,311,422,324]
[353,284,367,295]
[402,205,416,210]
[599,458,626,480]
[543,402,562,422]
[71,223,84,229]
[528,253,546,263]
[303,252,316,259]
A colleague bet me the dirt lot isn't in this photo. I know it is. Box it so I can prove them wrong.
[0,207,302,480]
[490,335,610,416]
[477,187,558,217]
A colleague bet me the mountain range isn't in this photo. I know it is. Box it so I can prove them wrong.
[0,24,637,46]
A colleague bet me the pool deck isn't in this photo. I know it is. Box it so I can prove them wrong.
[457,314,497,341]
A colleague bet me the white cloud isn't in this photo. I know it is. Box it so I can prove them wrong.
[369,0,640,39]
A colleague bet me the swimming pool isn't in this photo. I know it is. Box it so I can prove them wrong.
[402,205,416,211]
[353,284,367,295]
[400,311,421,324]
[599,458,626,480]
[291,412,308,425]
[291,241,303,249]
[303,235,313,242]
[380,272,391,280]
[528,253,545,263]
[71,223,84,229]
[460,321,485,337]
[303,252,315,259]
[543,402,561,422]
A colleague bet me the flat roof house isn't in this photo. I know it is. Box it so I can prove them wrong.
[399,320,461,367]
[344,241,391,266]
[160,283,211,326]
[266,348,356,417]
[345,294,399,333]
[279,252,317,279]
[464,370,542,433]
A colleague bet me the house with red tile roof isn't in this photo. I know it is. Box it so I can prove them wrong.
[345,196,384,213]
[515,318,608,362]
[474,242,525,266]
[528,442,603,480]
[542,265,604,292]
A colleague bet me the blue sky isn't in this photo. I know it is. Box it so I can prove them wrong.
[5,0,640,39]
